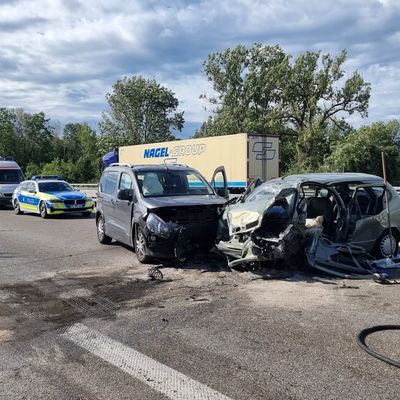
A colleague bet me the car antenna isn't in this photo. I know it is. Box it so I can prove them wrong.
[381,151,394,259]
[163,158,178,169]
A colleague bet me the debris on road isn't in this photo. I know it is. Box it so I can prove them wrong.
[148,267,164,281]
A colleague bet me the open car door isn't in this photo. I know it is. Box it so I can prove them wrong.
[211,166,229,200]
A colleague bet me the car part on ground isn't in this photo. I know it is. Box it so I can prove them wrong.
[147,267,163,281]
[216,173,400,279]
[306,233,400,280]
[356,325,400,368]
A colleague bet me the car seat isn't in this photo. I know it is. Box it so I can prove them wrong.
[306,197,334,236]
[142,174,164,196]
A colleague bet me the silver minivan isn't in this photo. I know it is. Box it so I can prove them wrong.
[96,163,228,263]
[0,158,24,207]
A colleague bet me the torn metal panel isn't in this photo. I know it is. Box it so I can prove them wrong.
[306,233,400,280]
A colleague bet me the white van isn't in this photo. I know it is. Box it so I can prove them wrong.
[0,157,24,206]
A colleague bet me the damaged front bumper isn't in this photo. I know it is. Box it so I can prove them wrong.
[216,224,305,269]
[144,213,218,260]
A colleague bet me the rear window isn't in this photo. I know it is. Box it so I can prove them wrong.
[135,170,213,197]
[0,169,24,184]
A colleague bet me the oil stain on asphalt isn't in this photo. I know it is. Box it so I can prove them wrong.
[0,275,167,342]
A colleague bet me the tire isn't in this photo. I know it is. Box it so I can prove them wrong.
[39,201,48,219]
[96,215,112,244]
[134,226,152,263]
[373,230,399,258]
[14,199,23,215]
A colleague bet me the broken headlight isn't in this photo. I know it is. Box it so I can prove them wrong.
[146,213,172,239]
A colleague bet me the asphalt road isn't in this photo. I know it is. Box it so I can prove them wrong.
[1,207,400,400]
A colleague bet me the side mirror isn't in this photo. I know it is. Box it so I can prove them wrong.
[117,188,134,201]
[216,187,228,198]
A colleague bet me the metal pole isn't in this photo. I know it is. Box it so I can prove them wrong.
[381,152,394,259]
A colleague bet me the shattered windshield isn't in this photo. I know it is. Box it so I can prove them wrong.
[245,180,296,203]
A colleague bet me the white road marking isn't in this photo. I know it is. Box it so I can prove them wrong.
[62,323,233,400]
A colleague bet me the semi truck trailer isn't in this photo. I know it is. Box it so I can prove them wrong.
[102,133,279,192]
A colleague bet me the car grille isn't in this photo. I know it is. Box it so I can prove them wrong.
[64,199,85,205]
[156,206,218,226]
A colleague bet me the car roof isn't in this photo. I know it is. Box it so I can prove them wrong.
[106,164,196,173]
[24,179,69,184]
[0,160,21,169]
[280,172,385,185]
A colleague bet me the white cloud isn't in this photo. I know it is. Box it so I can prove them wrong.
[0,0,399,135]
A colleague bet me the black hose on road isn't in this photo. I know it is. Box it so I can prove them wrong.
[356,325,400,368]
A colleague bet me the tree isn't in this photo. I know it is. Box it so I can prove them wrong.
[99,76,184,152]
[201,45,371,171]
[0,108,19,158]
[13,109,56,169]
[325,120,400,181]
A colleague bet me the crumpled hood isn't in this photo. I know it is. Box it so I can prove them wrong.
[141,195,225,210]
[225,197,276,235]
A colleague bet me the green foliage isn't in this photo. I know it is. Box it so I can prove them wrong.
[24,163,41,180]
[13,109,56,169]
[0,109,100,182]
[99,76,184,153]
[0,108,18,158]
[201,44,371,172]
[325,121,400,181]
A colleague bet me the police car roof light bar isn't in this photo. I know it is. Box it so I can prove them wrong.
[32,175,62,180]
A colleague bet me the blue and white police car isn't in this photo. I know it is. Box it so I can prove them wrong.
[12,176,93,218]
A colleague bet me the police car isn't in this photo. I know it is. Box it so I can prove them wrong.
[12,176,94,218]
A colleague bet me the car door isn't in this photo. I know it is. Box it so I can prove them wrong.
[112,172,135,245]
[210,166,229,199]
[20,181,40,212]
[97,170,120,239]
[346,184,387,249]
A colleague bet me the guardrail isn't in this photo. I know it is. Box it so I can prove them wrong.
[71,184,98,202]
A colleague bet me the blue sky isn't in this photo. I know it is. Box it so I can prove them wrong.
[0,0,399,138]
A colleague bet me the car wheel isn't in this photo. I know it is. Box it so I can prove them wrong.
[134,226,152,263]
[14,199,23,215]
[97,215,112,244]
[374,231,399,258]
[39,201,48,219]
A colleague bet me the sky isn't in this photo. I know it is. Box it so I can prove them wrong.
[0,0,399,138]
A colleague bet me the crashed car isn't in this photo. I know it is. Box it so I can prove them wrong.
[96,163,228,262]
[217,173,400,277]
